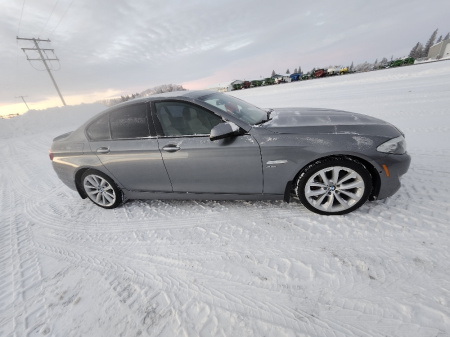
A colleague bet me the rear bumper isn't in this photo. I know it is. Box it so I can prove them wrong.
[375,152,411,200]
[52,161,78,191]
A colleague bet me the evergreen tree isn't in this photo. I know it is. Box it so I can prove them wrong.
[414,43,424,59]
[349,62,354,72]
[293,68,297,74]
[409,42,420,58]
[374,59,378,69]
[286,69,290,74]
[436,35,443,44]
[423,28,438,57]
[380,57,388,67]
[271,70,276,77]
[444,32,450,41]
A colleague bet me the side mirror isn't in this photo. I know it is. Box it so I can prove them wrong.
[210,122,240,141]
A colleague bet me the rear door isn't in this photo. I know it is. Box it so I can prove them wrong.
[87,103,172,192]
[152,100,263,194]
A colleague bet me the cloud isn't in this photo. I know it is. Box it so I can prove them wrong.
[223,40,253,52]
[1,0,450,112]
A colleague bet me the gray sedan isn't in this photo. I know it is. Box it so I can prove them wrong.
[50,90,410,215]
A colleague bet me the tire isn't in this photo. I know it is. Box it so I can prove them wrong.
[296,157,372,215]
[81,169,123,209]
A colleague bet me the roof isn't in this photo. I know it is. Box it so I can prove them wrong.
[103,90,218,110]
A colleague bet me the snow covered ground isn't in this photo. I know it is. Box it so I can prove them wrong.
[1,61,450,337]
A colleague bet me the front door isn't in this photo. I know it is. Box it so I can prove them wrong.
[153,101,263,194]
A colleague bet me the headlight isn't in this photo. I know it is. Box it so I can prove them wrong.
[377,136,406,154]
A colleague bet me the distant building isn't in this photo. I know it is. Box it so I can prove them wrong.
[428,39,450,59]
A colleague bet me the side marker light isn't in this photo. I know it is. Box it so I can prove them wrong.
[382,164,390,177]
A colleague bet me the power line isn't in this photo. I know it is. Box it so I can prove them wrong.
[38,0,61,37]
[17,0,27,35]
[49,0,75,37]
[17,37,66,106]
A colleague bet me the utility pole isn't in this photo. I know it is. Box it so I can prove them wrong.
[16,96,30,110]
[16,37,66,106]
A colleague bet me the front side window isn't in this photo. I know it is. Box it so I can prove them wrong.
[86,113,111,141]
[110,104,149,139]
[155,102,222,137]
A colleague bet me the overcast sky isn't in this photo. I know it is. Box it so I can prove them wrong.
[1,0,449,115]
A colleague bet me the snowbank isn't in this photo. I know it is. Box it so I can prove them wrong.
[0,103,105,139]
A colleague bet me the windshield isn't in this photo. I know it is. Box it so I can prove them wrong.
[198,92,267,125]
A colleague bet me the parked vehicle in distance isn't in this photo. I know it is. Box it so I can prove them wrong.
[263,78,275,85]
[289,73,302,81]
[388,57,415,68]
[242,81,251,89]
[251,80,263,87]
[50,91,411,215]
[302,73,312,80]
[314,69,327,78]
[232,83,242,90]
[327,68,339,76]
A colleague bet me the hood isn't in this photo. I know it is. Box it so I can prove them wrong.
[260,108,401,138]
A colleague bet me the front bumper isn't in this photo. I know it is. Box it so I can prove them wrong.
[375,152,411,200]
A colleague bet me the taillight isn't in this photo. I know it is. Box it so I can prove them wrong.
[49,150,54,161]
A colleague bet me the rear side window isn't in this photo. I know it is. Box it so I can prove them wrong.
[110,104,149,139]
[86,113,110,141]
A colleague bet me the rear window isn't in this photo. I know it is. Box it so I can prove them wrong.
[110,104,149,139]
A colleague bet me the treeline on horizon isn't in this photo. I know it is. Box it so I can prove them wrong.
[275,28,450,77]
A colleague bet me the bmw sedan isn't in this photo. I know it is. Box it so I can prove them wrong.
[49,90,411,215]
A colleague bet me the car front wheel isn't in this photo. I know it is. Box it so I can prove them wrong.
[81,170,123,209]
[296,158,372,215]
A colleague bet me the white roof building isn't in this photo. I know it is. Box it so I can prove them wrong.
[428,39,450,60]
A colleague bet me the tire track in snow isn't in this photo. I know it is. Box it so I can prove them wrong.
[34,228,445,337]
[0,190,51,336]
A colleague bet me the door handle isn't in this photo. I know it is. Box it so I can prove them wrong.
[96,147,110,154]
[162,145,181,153]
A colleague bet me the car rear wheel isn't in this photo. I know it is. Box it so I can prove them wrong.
[81,170,123,209]
[296,158,372,215]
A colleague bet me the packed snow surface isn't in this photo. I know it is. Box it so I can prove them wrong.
[1,61,450,336]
